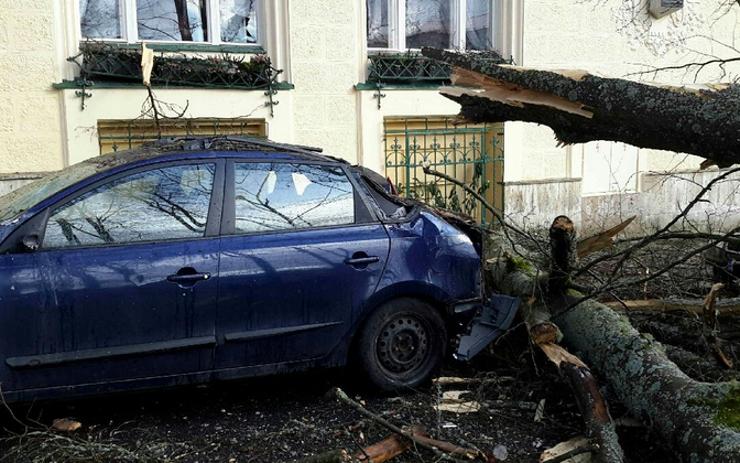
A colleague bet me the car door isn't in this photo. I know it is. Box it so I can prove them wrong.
[215,160,390,370]
[0,161,224,394]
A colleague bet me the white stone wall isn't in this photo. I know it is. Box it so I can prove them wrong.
[0,0,64,174]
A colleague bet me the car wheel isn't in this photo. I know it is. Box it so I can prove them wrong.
[356,298,446,391]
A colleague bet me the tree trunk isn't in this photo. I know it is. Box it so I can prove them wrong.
[488,232,740,463]
[421,48,740,168]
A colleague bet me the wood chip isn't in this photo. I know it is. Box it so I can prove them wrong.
[51,418,82,432]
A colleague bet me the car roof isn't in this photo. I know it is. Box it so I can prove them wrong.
[85,136,349,170]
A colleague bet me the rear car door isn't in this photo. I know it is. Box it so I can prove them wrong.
[215,160,390,370]
[0,161,223,395]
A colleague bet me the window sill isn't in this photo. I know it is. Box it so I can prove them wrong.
[53,80,294,91]
[79,41,266,54]
[355,82,446,91]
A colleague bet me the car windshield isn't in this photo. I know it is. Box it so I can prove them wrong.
[0,163,99,222]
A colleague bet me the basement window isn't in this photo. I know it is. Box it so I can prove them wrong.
[79,0,260,46]
[366,0,495,51]
[96,117,267,154]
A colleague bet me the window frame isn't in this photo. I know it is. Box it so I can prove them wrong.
[222,159,378,237]
[38,159,226,252]
[367,0,498,52]
[76,0,264,48]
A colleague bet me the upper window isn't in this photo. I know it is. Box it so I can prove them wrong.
[233,163,355,234]
[367,0,494,50]
[43,164,215,249]
[79,0,259,45]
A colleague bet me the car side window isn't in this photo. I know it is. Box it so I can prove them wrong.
[234,162,355,233]
[43,164,216,249]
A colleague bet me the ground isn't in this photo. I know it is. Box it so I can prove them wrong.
[0,326,676,463]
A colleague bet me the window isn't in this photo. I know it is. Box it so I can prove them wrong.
[96,118,267,154]
[366,0,494,50]
[79,0,260,45]
[233,163,355,234]
[44,164,215,248]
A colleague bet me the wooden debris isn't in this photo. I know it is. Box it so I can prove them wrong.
[606,298,740,316]
[298,449,351,463]
[334,388,493,462]
[434,390,482,414]
[51,418,82,433]
[540,436,592,463]
[703,283,734,369]
[576,217,636,258]
[433,376,475,386]
[355,433,411,462]
[444,67,594,118]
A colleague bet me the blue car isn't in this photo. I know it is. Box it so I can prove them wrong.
[0,137,486,402]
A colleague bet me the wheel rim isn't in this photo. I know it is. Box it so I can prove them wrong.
[376,313,430,376]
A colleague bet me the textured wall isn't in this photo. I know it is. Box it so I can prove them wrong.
[511,0,740,181]
[289,0,361,162]
[505,169,740,235]
[0,0,64,174]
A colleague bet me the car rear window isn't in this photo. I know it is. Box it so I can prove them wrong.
[233,163,355,233]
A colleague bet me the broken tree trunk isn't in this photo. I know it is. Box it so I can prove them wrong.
[421,48,740,168]
[488,223,740,463]
[512,217,623,463]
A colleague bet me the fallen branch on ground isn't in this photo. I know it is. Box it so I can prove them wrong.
[605,298,740,316]
[334,388,492,462]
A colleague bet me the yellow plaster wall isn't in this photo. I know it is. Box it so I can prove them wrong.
[288,0,362,162]
[0,0,64,173]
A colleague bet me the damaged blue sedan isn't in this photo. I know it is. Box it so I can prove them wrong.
[0,137,512,402]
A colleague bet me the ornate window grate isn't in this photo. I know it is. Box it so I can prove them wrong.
[368,53,451,84]
[383,116,505,224]
[74,42,282,90]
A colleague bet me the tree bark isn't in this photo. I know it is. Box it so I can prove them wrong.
[421,48,740,168]
[488,232,740,463]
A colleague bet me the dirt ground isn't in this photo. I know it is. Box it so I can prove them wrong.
[0,326,675,463]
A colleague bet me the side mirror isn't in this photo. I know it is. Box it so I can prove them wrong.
[21,234,40,252]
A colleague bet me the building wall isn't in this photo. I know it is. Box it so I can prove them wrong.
[289,0,363,162]
[60,88,293,164]
[1,0,738,235]
[515,0,740,181]
[0,0,65,174]
[501,0,740,231]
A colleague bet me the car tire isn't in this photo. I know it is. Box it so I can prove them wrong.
[356,298,446,391]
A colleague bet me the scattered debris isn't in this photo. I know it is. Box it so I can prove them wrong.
[51,418,82,433]
[434,390,482,414]
[540,437,592,463]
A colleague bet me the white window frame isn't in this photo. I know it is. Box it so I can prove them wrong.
[367,0,498,52]
[77,0,264,48]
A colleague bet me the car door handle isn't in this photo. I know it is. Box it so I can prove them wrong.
[167,272,211,284]
[345,256,380,266]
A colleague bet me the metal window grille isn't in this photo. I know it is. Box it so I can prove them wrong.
[383,116,504,224]
[97,118,267,154]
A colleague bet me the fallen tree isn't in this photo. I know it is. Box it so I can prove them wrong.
[421,48,740,168]
[422,165,740,462]
[487,223,740,463]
